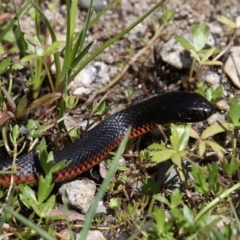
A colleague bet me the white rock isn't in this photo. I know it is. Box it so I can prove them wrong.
[59,179,96,213]
[207,113,225,125]
[223,46,240,89]
[69,61,110,96]
[79,0,106,12]
[215,100,229,111]
[77,230,106,240]
[203,71,220,86]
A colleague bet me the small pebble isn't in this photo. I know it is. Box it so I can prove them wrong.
[215,100,229,111]
[59,179,96,213]
[68,61,110,96]
[223,46,240,89]
[77,230,106,240]
[95,200,107,215]
[203,70,220,86]
[79,0,106,12]
[59,229,71,240]
[207,113,226,125]
[208,22,224,37]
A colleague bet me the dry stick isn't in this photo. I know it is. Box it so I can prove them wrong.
[212,28,237,62]
[94,23,167,95]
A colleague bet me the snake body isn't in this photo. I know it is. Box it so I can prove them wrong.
[0,92,214,186]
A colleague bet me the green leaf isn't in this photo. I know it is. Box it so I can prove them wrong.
[162,8,174,22]
[206,140,226,158]
[189,49,201,63]
[170,189,183,208]
[201,47,217,63]
[192,22,209,51]
[40,195,55,217]
[80,128,131,240]
[201,122,234,139]
[49,159,69,174]
[170,124,190,151]
[26,92,61,114]
[183,205,194,223]
[13,23,27,57]
[12,125,21,139]
[0,44,4,54]
[198,140,206,157]
[217,16,237,28]
[21,54,41,62]
[24,34,43,55]
[92,100,106,115]
[192,165,208,193]
[176,36,195,51]
[0,203,55,240]
[0,59,11,74]
[39,139,54,174]
[19,185,38,209]
[70,41,94,69]
[178,125,190,151]
[154,195,171,207]
[223,157,239,177]
[208,163,218,191]
[171,152,183,168]
[16,95,28,118]
[229,95,240,126]
[148,142,167,151]
[38,173,54,203]
[109,198,121,209]
[19,193,33,209]
[12,63,24,70]
[202,60,222,66]
[152,207,165,233]
[196,210,211,225]
[19,185,37,202]
[43,41,65,56]
[211,85,223,103]
[151,149,175,163]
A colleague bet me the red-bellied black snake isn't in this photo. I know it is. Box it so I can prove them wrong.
[0,92,214,186]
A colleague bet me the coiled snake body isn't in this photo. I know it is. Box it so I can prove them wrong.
[0,92,214,186]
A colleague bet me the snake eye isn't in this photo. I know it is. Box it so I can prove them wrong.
[198,101,215,119]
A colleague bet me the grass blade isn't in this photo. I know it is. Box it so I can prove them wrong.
[79,129,131,240]
[71,0,167,80]
[0,203,55,240]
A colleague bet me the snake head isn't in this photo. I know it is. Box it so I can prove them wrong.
[177,93,215,122]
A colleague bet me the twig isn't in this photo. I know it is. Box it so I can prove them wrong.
[95,23,167,94]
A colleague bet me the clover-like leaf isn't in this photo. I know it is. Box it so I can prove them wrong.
[38,173,54,204]
[170,189,183,209]
[24,34,43,55]
[217,16,237,29]
[201,122,234,139]
[192,22,209,51]
[206,140,226,158]
[151,149,175,163]
[176,36,195,51]
[43,41,65,56]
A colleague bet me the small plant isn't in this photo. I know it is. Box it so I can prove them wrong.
[1,0,240,238]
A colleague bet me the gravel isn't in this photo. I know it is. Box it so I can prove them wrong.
[2,0,240,238]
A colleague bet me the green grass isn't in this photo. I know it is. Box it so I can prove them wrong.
[0,0,240,239]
